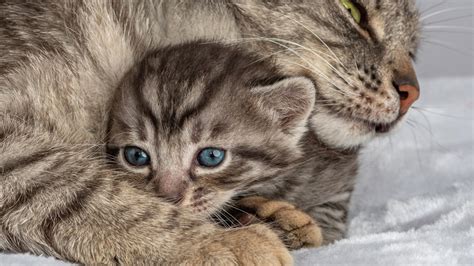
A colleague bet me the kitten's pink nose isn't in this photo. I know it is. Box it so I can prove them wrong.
[152,172,189,201]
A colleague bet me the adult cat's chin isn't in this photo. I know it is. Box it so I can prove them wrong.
[310,110,405,149]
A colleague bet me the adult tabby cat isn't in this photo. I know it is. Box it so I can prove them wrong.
[1,0,421,260]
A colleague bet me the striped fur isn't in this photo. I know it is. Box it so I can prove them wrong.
[0,0,421,261]
[107,42,315,219]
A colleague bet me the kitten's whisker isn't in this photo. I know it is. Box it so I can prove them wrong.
[225,202,257,219]
[214,211,232,229]
[220,205,243,227]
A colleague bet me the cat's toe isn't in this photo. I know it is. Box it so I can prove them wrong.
[237,196,323,250]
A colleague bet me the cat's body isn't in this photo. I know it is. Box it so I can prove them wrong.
[1,0,421,262]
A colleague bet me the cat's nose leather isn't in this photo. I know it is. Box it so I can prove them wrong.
[393,58,420,115]
[397,84,419,115]
[153,173,189,201]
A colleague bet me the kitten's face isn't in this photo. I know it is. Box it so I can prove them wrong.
[107,43,315,218]
[232,0,421,148]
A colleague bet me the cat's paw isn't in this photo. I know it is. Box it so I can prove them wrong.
[237,196,323,250]
[186,224,293,266]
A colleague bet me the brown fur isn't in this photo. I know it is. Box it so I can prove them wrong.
[0,0,421,261]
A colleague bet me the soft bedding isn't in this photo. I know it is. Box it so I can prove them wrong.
[1,77,473,265]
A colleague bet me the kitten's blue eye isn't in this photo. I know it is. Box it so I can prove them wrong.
[197,148,225,167]
[124,146,150,167]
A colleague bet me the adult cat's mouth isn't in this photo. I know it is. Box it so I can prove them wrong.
[310,106,405,149]
[336,110,402,134]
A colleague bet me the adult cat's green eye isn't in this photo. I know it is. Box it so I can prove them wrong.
[340,0,361,24]
[197,148,225,168]
[124,146,150,167]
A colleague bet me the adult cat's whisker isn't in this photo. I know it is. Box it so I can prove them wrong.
[280,59,354,97]
[246,47,300,67]
[424,26,474,32]
[406,115,460,160]
[423,31,474,36]
[237,36,348,86]
[275,55,356,97]
[422,39,473,56]
[259,37,354,87]
[412,106,474,120]
[411,108,434,135]
[281,15,347,69]
[422,14,473,26]
[234,2,348,72]
[420,7,473,21]
[420,0,449,15]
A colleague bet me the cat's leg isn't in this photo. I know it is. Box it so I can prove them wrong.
[237,196,323,250]
[304,198,351,245]
[0,115,292,265]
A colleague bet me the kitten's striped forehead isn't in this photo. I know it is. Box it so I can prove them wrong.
[108,42,303,193]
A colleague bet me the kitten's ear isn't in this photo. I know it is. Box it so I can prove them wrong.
[252,77,315,136]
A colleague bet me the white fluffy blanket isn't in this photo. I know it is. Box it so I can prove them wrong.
[1,77,473,265]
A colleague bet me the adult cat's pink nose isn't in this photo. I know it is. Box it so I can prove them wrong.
[393,58,420,115]
[397,84,419,115]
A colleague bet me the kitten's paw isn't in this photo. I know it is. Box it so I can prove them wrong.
[187,224,292,266]
[238,196,323,250]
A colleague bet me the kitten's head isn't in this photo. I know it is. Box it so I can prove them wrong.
[107,43,315,218]
[230,0,421,148]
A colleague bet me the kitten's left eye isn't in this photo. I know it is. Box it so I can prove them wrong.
[124,146,150,167]
[340,0,362,24]
[197,148,225,167]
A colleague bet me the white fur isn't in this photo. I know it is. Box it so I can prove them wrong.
[310,110,375,149]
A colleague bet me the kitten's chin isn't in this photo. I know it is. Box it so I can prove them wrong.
[180,189,235,220]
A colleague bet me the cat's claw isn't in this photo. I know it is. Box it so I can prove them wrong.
[237,196,323,250]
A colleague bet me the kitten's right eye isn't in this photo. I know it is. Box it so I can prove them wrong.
[124,146,150,167]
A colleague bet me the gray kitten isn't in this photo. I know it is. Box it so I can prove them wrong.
[0,0,421,260]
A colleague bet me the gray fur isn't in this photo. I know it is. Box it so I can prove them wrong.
[0,0,421,262]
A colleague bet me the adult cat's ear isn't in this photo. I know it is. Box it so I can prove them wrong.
[252,77,315,137]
